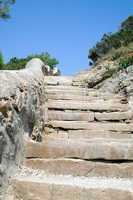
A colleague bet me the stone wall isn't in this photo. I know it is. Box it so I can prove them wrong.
[0,58,46,198]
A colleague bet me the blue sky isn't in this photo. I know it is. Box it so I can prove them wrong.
[0,0,133,75]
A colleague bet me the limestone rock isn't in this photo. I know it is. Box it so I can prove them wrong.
[10,176,133,200]
[44,76,74,85]
[4,57,133,200]
[47,121,133,132]
[0,58,46,198]
[26,138,133,160]
[48,100,128,111]
[25,158,133,178]
[73,60,119,88]
[95,111,133,121]
[48,111,94,121]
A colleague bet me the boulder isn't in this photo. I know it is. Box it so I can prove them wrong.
[0,58,46,198]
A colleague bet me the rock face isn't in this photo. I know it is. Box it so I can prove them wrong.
[7,74,133,200]
[0,58,46,198]
[73,60,119,87]
[2,61,133,199]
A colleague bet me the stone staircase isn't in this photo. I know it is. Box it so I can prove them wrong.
[11,76,133,199]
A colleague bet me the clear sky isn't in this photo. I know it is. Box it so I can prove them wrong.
[0,0,133,75]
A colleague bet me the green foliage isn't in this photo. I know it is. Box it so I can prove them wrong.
[111,52,122,61]
[0,52,4,69]
[4,52,59,70]
[5,57,27,70]
[120,16,133,31]
[103,68,116,79]
[0,0,15,19]
[29,52,59,69]
[119,56,133,70]
[88,16,133,62]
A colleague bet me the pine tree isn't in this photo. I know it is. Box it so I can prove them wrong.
[0,0,15,19]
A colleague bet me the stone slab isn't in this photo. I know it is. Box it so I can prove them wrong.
[48,111,94,121]
[95,112,133,121]
[44,129,133,139]
[25,158,133,178]
[47,100,128,111]
[47,121,133,132]
[46,85,87,90]
[26,138,133,160]
[46,93,122,101]
[12,177,133,200]
[44,76,73,86]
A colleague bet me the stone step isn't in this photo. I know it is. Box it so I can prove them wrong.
[47,111,132,122]
[46,93,92,101]
[44,76,74,86]
[45,87,92,95]
[46,90,124,99]
[25,158,133,178]
[26,138,133,160]
[46,93,123,101]
[44,129,133,139]
[46,85,87,90]
[47,100,128,111]
[46,121,133,132]
[12,174,133,200]
[45,89,90,96]
[48,111,94,121]
[95,111,132,121]
[45,86,123,99]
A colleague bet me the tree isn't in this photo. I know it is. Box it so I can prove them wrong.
[5,57,27,70]
[0,0,15,19]
[4,52,59,70]
[120,16,133,31]
[88,16,133,63]
[0,52,4,69]
[34,52,59,69]
[0,1,16,69]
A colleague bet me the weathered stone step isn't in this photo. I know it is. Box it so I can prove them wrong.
[46,85,87,90]
[12,174,133,200]
[46,93,123,101]
[25,158,133,178]
[45,86,123,99]
[45,89,89,95]
[44,129,133,139]
[46,89,124,99]
[44,76,74,85]
[45,87,92,95]
[26,138,133,160]
[46,93,92,101]
[47,121,133,132]
[47,100,128,111]
[45,89,90,96]
[48,111,94,121]
[47,111,132,122]
[95,111,132,121]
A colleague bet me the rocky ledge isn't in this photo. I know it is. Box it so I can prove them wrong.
[0,58,47,198]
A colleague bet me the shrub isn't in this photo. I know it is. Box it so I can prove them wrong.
[119,56,133,70]
[111,52,122,61]
[103,69,116,79]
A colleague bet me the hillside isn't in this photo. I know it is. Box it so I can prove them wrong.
[88,16,133,63]
[74,16,133,96]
